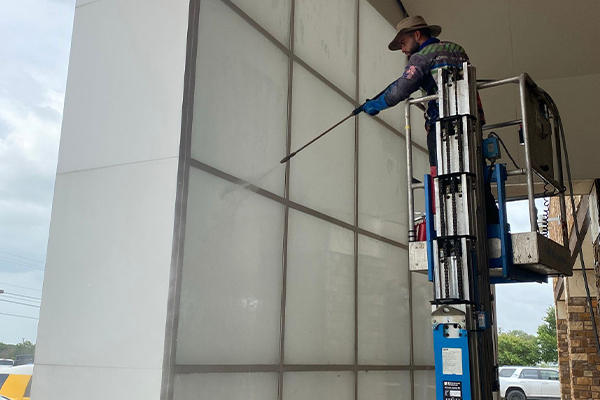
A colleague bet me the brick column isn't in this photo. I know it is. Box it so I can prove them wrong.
[566,297,600,399]
[557,312,572,400]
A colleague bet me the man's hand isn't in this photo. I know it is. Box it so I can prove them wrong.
[363,96,390,116]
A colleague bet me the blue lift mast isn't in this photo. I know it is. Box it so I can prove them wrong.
[406,63,572,400]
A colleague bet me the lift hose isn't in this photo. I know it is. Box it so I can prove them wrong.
[539,88,600,358]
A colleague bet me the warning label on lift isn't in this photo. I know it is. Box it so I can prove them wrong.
[442,347,463,375]
[443,381,462,400]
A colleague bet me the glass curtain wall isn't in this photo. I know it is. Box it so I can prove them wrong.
[170,0,435,398]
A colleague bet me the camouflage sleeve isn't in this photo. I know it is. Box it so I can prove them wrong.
[383,54,430,107]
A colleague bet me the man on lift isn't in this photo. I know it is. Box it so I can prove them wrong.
[363,15,498,223]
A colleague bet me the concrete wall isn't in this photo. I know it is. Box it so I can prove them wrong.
[32,0,190,398]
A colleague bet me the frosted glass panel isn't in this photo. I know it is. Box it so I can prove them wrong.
[294,0,357,96]
[285,210,354,364]
[409,112,429,150]
[411,272,435,365]
[357,371,411,400]
[192,0,289,196]
[176,169,284,364]
[358,116,407,244]
[289,64,355,224]
[412,150,431,215]
[358,0,404,131]
[283,372,354,400]
[414,370,436,400]
[173,373,278,400]
[230,0,291,46]
[358,235,409,365]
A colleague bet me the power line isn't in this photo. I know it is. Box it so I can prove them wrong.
[0,298,40,308]
[0,256,45,271]
[2,292,42,301]
[0,311,38,320]
[0,250,45,265]
[1,295,40,306]
[0,282,42,292]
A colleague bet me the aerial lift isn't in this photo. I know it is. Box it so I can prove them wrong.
[282,61,574,400]
[405,63,573,400]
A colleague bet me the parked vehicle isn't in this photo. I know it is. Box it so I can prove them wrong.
[499,366,560,400]
[0,364,33,400]
[0,361,13,370]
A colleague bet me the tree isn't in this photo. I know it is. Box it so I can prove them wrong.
[537,306,558,364]
[498,330,540,366]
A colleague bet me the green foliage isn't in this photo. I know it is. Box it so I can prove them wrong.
[498,330,541,366]
[0,341,35,360]
[498,306,558,366]
[537,306,558,364]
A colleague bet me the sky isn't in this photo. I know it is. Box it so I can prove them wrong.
[0,0,555,345]
[0,0,75,344]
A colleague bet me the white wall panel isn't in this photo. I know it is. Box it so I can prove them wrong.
[31,364,163,400]
[230,0,291,46]
[285,210,354,364]
[411,272,435,365]
[192,0,289,196]
[58,0,188,173]
[173,373,278,400]
[358,116,407,243]
[283,371,354,400]
[358,235,409,365]
[176,169,284,365]
[294,0,357,96]
[358,0,404,131]
[289,64,355,224]
[35,158,178,369]
[357,371,411,400]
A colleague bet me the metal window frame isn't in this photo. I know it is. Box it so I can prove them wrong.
[161,1,434,399]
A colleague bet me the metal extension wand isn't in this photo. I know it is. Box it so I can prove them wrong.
[280,108,361,164]
[280,85,391,164]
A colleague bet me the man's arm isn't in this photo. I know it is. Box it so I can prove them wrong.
[384,55,429,107]
[363,55,429,115]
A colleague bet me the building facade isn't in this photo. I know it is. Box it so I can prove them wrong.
[33,0,434,398]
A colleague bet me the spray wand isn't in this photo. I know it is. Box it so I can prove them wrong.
[280,86,391,164]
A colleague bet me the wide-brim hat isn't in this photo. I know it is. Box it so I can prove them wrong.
[388,15,442,51]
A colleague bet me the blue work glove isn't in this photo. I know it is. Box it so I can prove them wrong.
[363,95,390,116]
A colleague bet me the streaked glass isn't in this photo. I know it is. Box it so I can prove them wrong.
[173,373,278,400]
[358,0,404,131]
[358,371,411,400]
[294,0,357,96]
[191,0,289,196]
[283,371,354,400]
[411,272,435,365]
[176,169,284,364]
[358,235,409,365]
[230,0,291,46]
[284,209,354,364]
[289,64,355,224]
[358,116,407,244]
[414,370,436,399]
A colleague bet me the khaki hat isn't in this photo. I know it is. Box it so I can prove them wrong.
[388,15,441,51]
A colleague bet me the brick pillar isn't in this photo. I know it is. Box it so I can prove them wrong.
[566,297,600,399]
[557,313,572,400]
[595,241,600,314]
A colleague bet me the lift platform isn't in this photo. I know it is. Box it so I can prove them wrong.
[405,63,574,400]
[409,231,571,279]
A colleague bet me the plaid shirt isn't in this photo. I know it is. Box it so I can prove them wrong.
[384,39,485,125]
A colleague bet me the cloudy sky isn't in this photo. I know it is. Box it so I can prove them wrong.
[0,0,555,346]
[0,0,75,344]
